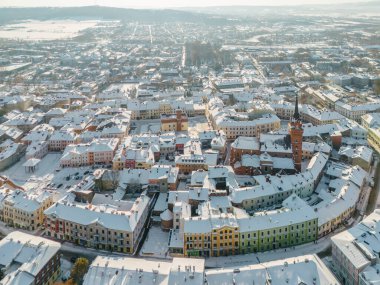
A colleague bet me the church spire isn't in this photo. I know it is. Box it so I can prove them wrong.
[293,94,300,121]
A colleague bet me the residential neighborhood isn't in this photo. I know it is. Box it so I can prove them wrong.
[0,1,379,284]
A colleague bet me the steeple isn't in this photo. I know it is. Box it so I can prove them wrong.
[289,93,303,172]
[293,94,300,121]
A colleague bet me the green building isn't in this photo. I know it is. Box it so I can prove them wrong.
[238,194,318,254]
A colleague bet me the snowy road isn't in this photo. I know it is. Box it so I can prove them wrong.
[205,231,338,268]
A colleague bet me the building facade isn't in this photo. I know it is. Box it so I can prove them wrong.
[2,190,54,231]
[288,95,303,172]
[44,193,150,254]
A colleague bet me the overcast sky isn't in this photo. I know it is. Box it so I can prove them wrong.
[0,0,374,8]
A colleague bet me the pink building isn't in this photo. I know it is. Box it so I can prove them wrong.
[49,130,77,151]
[60,138,119,167]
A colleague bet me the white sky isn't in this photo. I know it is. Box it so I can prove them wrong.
[0,0,373,8]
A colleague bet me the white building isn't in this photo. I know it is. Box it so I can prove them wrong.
[0,231,61,285]
[206,254,339,285]
[83,256,205,285]
[332,210,380,285]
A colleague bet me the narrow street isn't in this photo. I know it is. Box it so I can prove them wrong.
[366,157,380,215]
[224,142,231,165]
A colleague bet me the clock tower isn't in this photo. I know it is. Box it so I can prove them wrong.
[289,94,303,172]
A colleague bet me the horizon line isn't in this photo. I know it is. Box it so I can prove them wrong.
[0,0,378,9]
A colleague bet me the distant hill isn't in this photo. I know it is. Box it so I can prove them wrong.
[0,6,228,25]
[179,1,380,17]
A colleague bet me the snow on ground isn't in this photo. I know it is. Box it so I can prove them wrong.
[1,153,61,186]
[188,116,211,137]
[205,226,347,268]
[0,220,12,236]
[235,175,256,187]
[140,226,170,259]
[0,152,95,198]
[0,20,100,41]
[58,258,73,281]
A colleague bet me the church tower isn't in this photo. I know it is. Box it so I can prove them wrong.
[289,94,303,172]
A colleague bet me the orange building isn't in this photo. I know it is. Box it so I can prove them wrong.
[161,109,189,132]
[288,95,304,172]
[229,136,260,165]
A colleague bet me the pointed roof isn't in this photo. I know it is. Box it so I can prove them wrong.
[293,94,300,121]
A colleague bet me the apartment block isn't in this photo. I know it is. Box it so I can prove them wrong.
[44,193,150,254]
[0,231,61,285]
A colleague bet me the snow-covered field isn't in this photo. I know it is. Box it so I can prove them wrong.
[140,226,170,259]
[1,153,61,186]
[1,153,93,198]
[0,20,100,41]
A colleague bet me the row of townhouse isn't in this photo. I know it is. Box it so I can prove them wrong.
[48,114,129,152]
[207,97,281,140]
[148,165,179,192]
[183,194,318,257]
[231,157,366,238]
[0,231,61,285]
[3,112,43,133]
[271,102,344,125]
[331,210,380,285]
[126,100,205,120]
[112,132,225,173]
[229,135,331,167]
[113,146,156,170]
[0,140,26,171]
[317,178,362,238]
[305,85,380,121]
[230,152,328,211]
[21,124,55,145]
[98,165,180,193]
[180,161,367,258]
[174,139,219,175]
[60,138,119,167]
[113,133,164,170]
[184,214,240,257]
[0,188,56,231]
[361,112,380,153]
[44,193,150,254]
[48,129,78,151]
[335,101,380,122]
[81,254,340,285]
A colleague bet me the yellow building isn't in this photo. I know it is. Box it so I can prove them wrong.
[161,110,189,132]
[183,214,239,257]
[211,225,240,257]
[159,102,173,114]
[2,189,54,231]
[362,113,380,154]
